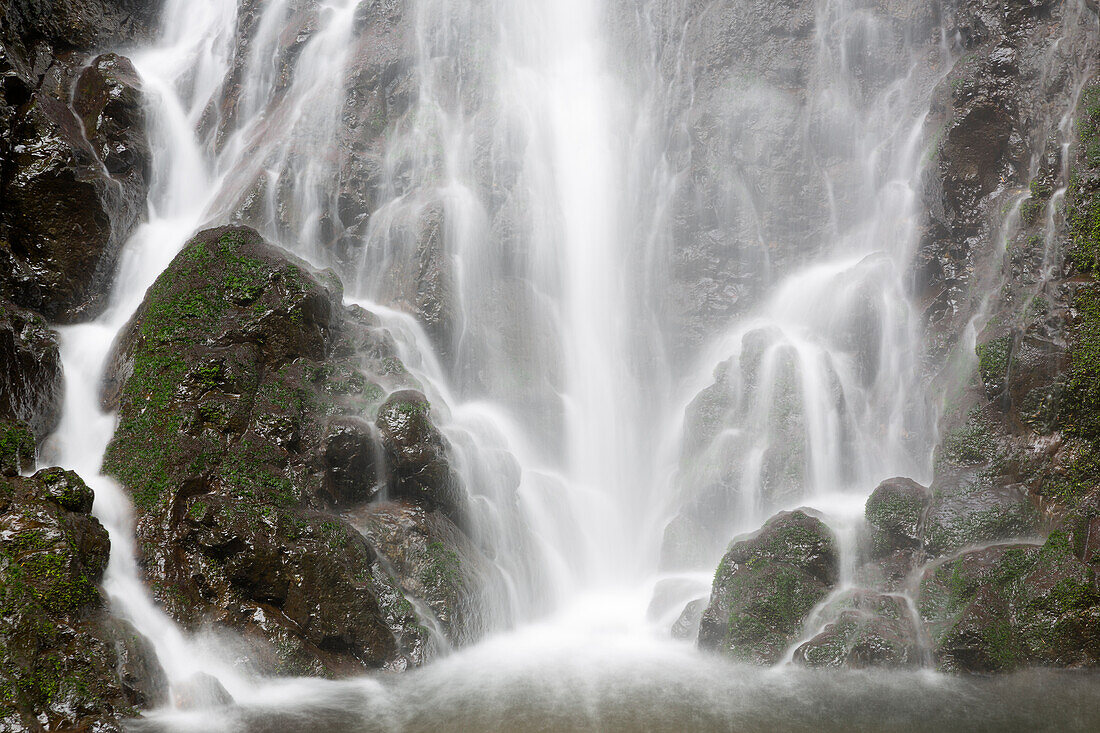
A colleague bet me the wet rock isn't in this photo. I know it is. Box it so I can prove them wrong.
[0,467,167,731]
[672,598,707,641]
[923,469,1040,556]
[793,590,920,669]
[376,390,463,522]
[352,499,492,646]
[697,509,839,665]
[173,672,234,710]
[0,53,150,322]
[865,477,932,556]
[101,226,468,676]
[0,0,159,55]
[916,0,1089,353]
[322,417,381,507]
[74,54,150,187]
[0,420,35,477]
[0,300,63,441]
[918,538,1100,672]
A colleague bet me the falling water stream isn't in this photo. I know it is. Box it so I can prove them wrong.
[35,0,1100,729]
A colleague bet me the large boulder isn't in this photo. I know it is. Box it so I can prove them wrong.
[917,533,1100,672]
[697,509,839,665]
[864,477,933,556]
[101,226,473,675]
[0,467,167,731]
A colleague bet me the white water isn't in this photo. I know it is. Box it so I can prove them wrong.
[31,0,1100,728]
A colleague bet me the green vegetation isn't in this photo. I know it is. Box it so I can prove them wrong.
[976,335,1011,395]
[0,421,35,475]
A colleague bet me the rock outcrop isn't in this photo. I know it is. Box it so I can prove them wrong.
[0,467,167,731]
[0,300,63,443]
[100,225,480,675]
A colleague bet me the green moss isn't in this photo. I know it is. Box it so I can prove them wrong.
[18,553,96,613]
[0,421,35,475]
[419,541,461,590]
[940,410,999,466]
[976,336,1012,394]
[1067,86,1100,273]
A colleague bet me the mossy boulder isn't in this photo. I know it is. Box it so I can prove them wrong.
[100,226,468,675]
[0,467,167,731]
[865,477,932,556]
[793,590,920,669]
[917,536,1100,672]
[697,510,839,665]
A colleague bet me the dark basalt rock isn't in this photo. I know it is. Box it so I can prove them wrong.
[0,467,167,731]
[918,535,1100,673]
[793,590,920,670]
[0,52,150,322]
[322,416,381,507]
[697,509,839,665]
[100,226,471,676]
[0,299,63,440]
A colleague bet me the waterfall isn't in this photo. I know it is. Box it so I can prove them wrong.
[27,0,1100,728]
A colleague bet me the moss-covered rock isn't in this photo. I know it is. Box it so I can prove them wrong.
[917,536,1100,672]
[923,469,1040,556]
[793,590,920,669]
[0,420,35,478]
[697,510,839,665]
[100,226,473,675]
[0,468,167,731]
[865,477,932,556]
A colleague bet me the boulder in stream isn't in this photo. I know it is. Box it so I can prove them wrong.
[101,226,478,675]
[697,509,839,665]
[0,467,167,731]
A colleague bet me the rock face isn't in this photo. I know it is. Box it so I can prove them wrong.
[0,51,150,322]
[101,226,477,675]
[0,0,159,55]
[0,300,63,440]
[351,499,493,646]
[1,0,155,325]
[375,390,463,521]
[0,467,167,731]
[698,510,839,665]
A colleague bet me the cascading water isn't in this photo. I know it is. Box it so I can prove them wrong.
[31,0,1100,729]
